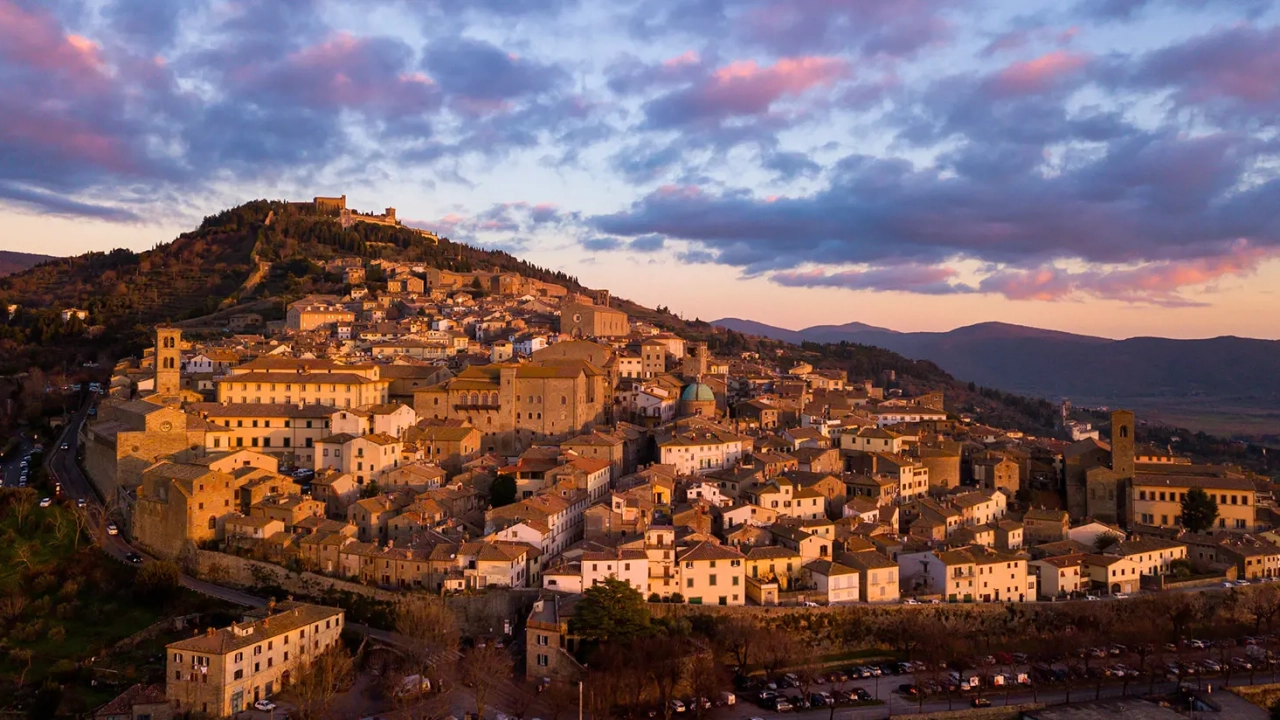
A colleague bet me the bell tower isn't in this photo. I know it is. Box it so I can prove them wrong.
[155,326,182,395]
[1110,409,1135,479]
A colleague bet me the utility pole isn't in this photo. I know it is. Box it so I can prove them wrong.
[578,680,584,720]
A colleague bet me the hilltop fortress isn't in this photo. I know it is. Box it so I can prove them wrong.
[290,195,439,241]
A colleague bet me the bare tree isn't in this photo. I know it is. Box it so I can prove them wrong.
[643,636,688,720]
[292,643,357,720]
[1242,584,1280,634]
[71,505,92,550]
[14,542,34,570]
[395,596,460,689]
[758,628,798,681]
[0,595,28,624]
[687,651,721,718]
[11,648,33,689]
[460,642,514,720]
[716,616,756,670]
[49,509,69,542]
[11,488,36,529]
[542,680,579,720]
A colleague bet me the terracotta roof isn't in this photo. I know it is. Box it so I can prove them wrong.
[168,602,342,655]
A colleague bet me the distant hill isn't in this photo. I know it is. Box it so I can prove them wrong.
[714,318,1280,437]
[0,251,56,276]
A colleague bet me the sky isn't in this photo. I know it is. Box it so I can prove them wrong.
[2,0,1279,340]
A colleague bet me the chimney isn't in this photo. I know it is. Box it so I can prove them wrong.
[206,627,215,637]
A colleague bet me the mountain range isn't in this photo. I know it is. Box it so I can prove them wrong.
[0,251,56,277]
[714,318,1280,438]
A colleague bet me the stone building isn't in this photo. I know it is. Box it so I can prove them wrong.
[155,327,182,396]
[133,460,248,557]
[166,602,344,716]
[413,360,609,455]
[559,301,628,338]
[215,357,389,408]
[83,400,210,504]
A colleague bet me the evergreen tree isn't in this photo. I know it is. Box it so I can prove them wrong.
[1180,487,1219,532]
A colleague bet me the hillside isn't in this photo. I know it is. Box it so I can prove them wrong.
[0,200,1075,436]
[0,250,57,277]
[714,318,1280,438]
[0,200,586,373]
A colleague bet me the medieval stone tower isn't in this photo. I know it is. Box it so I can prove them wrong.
[155,327,182,396]
[681,341,708,379]
[1111,409,1135,478]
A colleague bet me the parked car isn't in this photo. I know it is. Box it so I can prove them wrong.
[254,700,276,711]
[771,698,791,713]
[39,497,52,508]
[898,684,918,696]
[668,699,686,714]
[855,689,873,702]
[76,498,87,508]
[106,523,119,535]
[971,698,991,708]
[125,552,143,564]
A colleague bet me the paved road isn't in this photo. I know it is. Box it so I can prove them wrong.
[2,437,32,488]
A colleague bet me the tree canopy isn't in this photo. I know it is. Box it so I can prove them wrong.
[569,577,651,642]
[489,474,517,508]
[1181,487,1219,533]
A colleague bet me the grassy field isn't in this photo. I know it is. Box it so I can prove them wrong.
[0,489,232,716]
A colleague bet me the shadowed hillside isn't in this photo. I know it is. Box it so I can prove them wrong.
[0,250,57,277]
[714,317,1280,438]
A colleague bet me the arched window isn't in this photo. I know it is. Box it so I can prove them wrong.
[561,395,567,406]
[1120,426,1129,439]
[208,516,217,530]
[469,392,479,405]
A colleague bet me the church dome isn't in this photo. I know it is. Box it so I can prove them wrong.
[681,382,715,403]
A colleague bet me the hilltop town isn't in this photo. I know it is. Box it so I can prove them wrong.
[53,229,1277,710]
[3,200,1279,720]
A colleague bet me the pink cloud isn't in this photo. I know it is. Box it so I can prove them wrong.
[0,0,108,87]
[230,32,439,116]
[990,50,1090,96]
[980,241,1274,305]
[662,50,701,68]
[644,56,850,125]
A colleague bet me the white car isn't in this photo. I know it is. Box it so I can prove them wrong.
[1113,593,1129,599]
[254,700,276,711]
[76,498,87,508]
[39,497,52,508]
[669,700,686,713]
[106,523,119,536]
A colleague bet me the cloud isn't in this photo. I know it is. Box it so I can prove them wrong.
[988,50,1091,96]
[231,33,439,118]
[1122,24,1280,125]
[976,242,1274,305]
[1075,0,1272,21]
[591,129,1280,288]
[748,0,953,56]
[423,37,567,112]
[583,236,623,251]
[771,264,968,295]
[628,234,666,252]
[643,56,850,128]
[0,183,141,222]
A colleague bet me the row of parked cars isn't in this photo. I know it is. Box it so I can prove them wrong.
[751,687,875,712]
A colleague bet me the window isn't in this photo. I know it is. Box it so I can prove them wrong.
[234,669,244,680]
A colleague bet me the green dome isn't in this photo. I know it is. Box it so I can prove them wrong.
[681,383,715,402]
